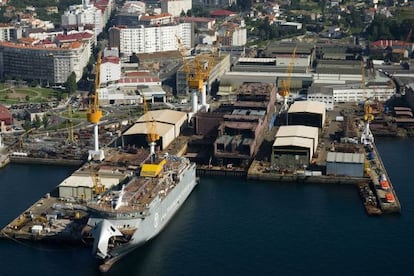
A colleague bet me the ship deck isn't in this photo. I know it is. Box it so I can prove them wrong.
[88,156,189,214]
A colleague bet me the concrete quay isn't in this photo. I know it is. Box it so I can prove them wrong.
[366,144,401,214]
[0,195,88,243]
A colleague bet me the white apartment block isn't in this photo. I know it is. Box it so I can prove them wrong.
[0,24,21,41]
[110,23,192,57]
[218,23,247,47]
[161,0,192,17]
[100,56,121,84]
[120,1,146,14]
[0,40,91,84]
[61,1,103,36]
[53,42,91,83]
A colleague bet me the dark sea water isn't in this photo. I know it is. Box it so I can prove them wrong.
[0,138,413,276]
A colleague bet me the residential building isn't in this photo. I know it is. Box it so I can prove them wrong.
[117,1,146,26]
[217,20,246,47]
[101,56,121,84]
[161,0,192,17]
[0,39,91,84]
[61,0,109,37]
[109,22,193,57]
[0,24,22,41]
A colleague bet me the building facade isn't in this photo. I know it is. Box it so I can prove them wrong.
[109,23,193,57]
[0,24,22,41]
[0,40,90,84]
[100,56,121,84]
[161,0,192,17]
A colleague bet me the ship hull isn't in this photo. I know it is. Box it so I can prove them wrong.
[87,162,197,271]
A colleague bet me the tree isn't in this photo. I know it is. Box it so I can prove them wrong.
[42,114,50,129]
[33,114,42,129]
[22,120,32,131]
[65,72,77,94]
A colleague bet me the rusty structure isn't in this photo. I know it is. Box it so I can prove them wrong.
[212,82,276,166]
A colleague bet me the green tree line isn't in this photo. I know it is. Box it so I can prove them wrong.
[366,14,414,42]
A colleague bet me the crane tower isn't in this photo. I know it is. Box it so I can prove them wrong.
[278,46,297,114]
[360,60,374,146]
[177,36,214,114]
[143,95,159,158]
[87,51,105,161]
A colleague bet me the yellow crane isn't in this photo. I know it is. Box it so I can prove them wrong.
[140,95,166,178]
[87,51,103,124]
[278,46,297,114]
[87,50,104,161]
[19,128,34,151]
[177,36,214,112]
[143,95,159,156]
[90,166,105,195]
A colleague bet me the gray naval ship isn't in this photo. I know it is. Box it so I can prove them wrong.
[83,154,197,272]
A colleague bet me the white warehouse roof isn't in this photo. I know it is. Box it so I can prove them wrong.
[288,101,326,115]
[58,175,120,189]
[326,152,364,164]
[123,121,173,137]
[272,136,314,154]
[275,125,318,139]
[136,109,187,126]
[275,125,319,152]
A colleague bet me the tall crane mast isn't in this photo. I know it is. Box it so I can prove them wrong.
[177,36,214,113]
[360,60,374,146]
[143,95,159,158]
[87,51,104,161]
[278,46,297,114]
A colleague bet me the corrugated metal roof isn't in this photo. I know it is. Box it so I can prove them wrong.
[326,152,364,164]
[275,125,318,139]
[288,101,326,115]
[272,136,313,150]
[58,175,119,189]
[123,121,173,136]
[136,109,186,126]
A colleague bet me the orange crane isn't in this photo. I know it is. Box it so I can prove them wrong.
[278,46,297,114]
[87,51,104,161]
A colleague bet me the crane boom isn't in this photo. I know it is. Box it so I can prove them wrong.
[278,46,297,114]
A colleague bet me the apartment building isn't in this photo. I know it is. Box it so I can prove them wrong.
[0,39,91,84]
[109,22,193,57]
[161,0,192,17]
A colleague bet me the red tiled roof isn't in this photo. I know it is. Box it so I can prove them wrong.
[371,40,412,48]
[178,17,215,23]
[102,56,120,64]
[125,71,150,77]
[56,32,93,42]
[119,76,160,83]
[210,10,236,17]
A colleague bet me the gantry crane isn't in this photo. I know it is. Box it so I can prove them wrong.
[139,94,167,178]
[278,46,297,114]
[360,60,374,146]
[143,95,159,158]
[87,50,104,161]
[177,35,214,113]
